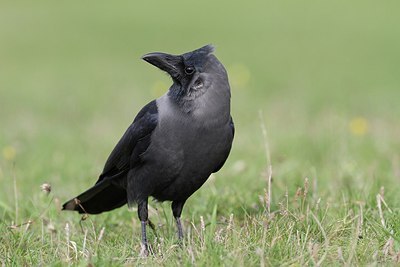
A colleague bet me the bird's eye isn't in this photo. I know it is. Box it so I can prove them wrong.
[184,66,195,75]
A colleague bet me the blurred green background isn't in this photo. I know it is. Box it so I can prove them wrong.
[1,0,400,226]
[2,1,400,265]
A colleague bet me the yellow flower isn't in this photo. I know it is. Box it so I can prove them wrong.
[228,63,251,89]
[3,146,17,161]
[349,117,368,136]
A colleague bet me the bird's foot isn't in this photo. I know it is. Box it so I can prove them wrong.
[139,243,149,257]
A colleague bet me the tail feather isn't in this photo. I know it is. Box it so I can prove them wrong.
[62,180,127,214]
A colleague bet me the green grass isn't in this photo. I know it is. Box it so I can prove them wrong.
[1,1,400,265]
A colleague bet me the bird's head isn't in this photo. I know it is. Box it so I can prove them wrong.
[142,45,229,104]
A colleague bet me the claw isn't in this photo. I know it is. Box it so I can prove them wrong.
[139,243,149,257]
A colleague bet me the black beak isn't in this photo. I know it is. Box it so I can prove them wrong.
[141,52,182,77]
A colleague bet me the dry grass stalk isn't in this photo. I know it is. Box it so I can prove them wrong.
[13,166,19,224]
[376,194,385,228]
[214,228,224,244]
[65,223,70,262]
[200,216,205,233]
[383,237,394,259]
[308,242,320,266]
[227,213,234,231]
[294,187,302,203]
[81,229,88,259]
[337,247,345,263]
[200,215,205,249]
[376,186,392,229]
[259,111,272,216]
[303,177,309,198]
[97,227,105,242]
[357,202,364,239]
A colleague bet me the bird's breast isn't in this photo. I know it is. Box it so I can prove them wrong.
[156,117,229,165]
[149,95,232,176]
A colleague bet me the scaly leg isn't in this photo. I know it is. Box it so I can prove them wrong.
[138,199,149,256]
[171,200,186,241]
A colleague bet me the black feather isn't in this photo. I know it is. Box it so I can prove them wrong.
[63,100,158,214]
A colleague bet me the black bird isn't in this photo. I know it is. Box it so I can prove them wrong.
[63,45,234,254]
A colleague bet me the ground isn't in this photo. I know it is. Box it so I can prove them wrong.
[1,1,400,265]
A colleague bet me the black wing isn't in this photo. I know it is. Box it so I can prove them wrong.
[62,100,158,214]
[213,116,234,173]
[96,100,158,184]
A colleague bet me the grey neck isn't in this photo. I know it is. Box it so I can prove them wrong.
[166,82,231,125]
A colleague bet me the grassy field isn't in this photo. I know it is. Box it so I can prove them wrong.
[1,1,400,265]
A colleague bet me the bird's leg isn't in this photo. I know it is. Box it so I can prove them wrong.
[140,221,148,256]
[176,217,184,241]
[138,199,149,256]
[171,201,186,242]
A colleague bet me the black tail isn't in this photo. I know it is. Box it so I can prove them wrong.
[62,180,127,214]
